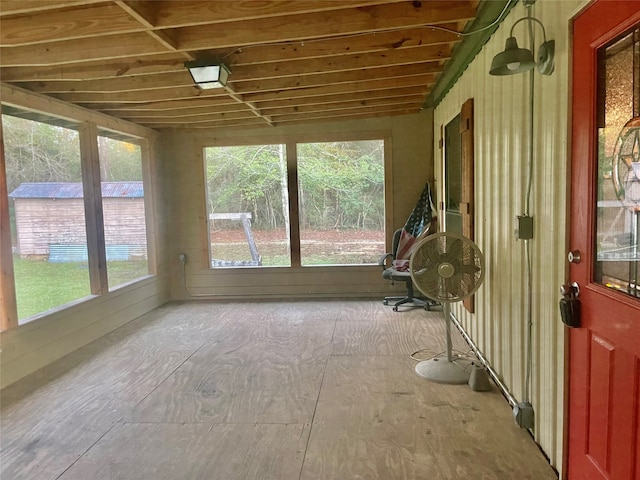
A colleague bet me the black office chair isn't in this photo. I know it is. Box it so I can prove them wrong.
[379,229,437,311]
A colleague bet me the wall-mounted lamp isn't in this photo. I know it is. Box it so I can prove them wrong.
[185,60,231,89]
[489,16,554,76]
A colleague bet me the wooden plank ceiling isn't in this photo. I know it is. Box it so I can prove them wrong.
[0,0,485,132]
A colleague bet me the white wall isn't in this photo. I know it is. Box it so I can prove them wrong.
[433,0,588,473]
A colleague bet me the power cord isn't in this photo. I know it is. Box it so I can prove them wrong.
[179,253,213,297]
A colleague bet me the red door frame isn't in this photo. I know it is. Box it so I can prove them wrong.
[569,1,640,479]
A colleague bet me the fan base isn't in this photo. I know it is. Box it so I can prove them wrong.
[415,356,473,384]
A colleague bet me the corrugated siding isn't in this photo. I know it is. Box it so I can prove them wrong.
[433,0,588,474]
[9,181,143,199]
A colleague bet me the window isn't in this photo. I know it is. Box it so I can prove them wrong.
[444,114,463,235]
[297,140,385,265]
[1,107,155,328]
[595,28,640,298]
[205,144,291,267]
[204,138,386,268]
[3,114,89,323]
[98,134,150,289]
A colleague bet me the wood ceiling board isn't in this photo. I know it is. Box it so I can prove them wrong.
[0,25,460,83]
[0,4,145,46]
[16,45,448,94]
[144,116,270,129]
[0,33,171,67]
[151,1,408,28]
[87,97,243,111]
[268,100,421,118]
[110,104,254,119]
[272,106,418,124]
[175,2,476,51]
[0,54,189,82]
[52,86,228,104]
[233,65,440,96]
[0,0,107,16]
[134,109,258,124]
[260,95,427,116]
[16,71,196,94]
[0,1,484,131]
[114,0,157,28]
[254,86,431,109]
[225,44,451,82]
[223,25,460,66]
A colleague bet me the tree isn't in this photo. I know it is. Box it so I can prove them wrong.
[205,140,384,232]
[2,115,143,193]
[2,115,82,193]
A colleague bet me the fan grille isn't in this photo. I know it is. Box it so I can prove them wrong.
[409,232,485,302]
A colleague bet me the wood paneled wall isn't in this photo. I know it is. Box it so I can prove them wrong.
[159,113,434,300]
[433,1,588,475]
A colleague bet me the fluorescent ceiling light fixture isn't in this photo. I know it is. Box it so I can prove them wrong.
[185,60,231,89]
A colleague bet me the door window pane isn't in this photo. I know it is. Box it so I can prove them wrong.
[595,29,640,298]
[97,135,150,289]
[297,140,385,266]
[3,114,90,323]
[205,145,291,267]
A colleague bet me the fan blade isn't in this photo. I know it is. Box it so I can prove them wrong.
[440,237,463,263]
[421,243,444,268]
[451,264,481,276]
[413,267,440,285]
[445,276,462,299]
[412,249,429,270]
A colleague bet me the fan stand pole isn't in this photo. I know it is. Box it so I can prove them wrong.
[445,302,453,363]
[414,303,473,384]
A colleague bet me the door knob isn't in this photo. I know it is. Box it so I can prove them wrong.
[568,250,581,264]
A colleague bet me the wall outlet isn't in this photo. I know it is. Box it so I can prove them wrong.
[178,253,187,264]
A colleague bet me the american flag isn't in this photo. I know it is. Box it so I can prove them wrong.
[396,182,437,260]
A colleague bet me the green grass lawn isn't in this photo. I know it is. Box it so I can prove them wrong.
[13,256,148,320]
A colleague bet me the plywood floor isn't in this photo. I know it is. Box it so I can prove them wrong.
[0,300,558,480]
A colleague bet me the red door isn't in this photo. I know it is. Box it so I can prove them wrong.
[569,2,640,479]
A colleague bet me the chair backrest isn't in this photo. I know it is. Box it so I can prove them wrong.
[391,229,403,259]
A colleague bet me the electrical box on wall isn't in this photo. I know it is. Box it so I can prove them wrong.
[515,215,534,240]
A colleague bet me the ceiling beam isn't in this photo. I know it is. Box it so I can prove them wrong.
[0,26,458,83]
[176,2,476,50]
[242,74,437,103]
[18,45,449,93]
[0,1,405,45]
[233,63,441,94]
[0,2,474,66]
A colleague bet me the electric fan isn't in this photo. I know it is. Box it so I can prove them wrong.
[409,232,486,384]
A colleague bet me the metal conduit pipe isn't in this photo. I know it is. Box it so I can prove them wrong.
[449,311,518,408]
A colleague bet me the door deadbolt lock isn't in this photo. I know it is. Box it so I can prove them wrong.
[567,250,581,264]
[560,282,580,298]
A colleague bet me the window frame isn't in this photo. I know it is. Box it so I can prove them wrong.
[0,105,157,330]
[201,131,392,270]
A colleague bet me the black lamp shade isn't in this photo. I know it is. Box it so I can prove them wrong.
[489,37,536,76]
